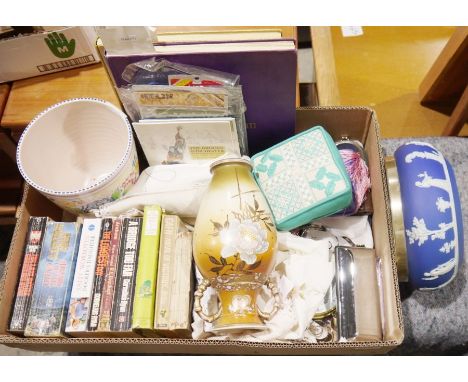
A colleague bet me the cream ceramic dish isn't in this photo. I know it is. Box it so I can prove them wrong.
[16,98,139,215]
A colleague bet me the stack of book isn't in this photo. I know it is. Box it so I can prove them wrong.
[8,206,194,339]
[100,29,297,155]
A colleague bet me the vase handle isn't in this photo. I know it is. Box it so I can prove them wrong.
[257,278,281,321]
[194,279,222,323]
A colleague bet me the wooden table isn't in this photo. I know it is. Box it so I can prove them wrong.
[0,83,15,167]
[310,27,340,106]
[0,84,9,113]
[419,27,468,136]
[0,26,300,142]
[0,83,22,224]
[1,63,121,141]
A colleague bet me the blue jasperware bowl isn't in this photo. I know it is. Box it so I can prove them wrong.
[393,142,464,290]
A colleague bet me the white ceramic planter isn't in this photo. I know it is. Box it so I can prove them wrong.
[16,98,139,215]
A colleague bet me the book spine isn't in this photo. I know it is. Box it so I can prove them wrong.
[97,218,123,332]
[154,214,193,337]
[9,217,49,334]
[132,205,162,330]
[88,218,113,331]
[111,217,142,332]
[65,218,102,334]
[154,215,182,332]
[25,222,82,337]
[173,231,193,336]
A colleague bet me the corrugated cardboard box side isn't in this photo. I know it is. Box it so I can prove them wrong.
[0,27,100,83]
[0,107,404,354]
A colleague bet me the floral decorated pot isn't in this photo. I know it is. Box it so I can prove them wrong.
[389,142,464,290]
[193,157,279,332]
[16,98,139,215]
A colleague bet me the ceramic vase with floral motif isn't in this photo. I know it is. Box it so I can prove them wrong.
[193,157,278,332]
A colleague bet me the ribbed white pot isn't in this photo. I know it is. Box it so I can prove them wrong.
[16,98,139,215]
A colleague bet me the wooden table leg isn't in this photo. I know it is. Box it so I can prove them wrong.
[310,26,341,106]
[442,84,468,136]
[419,27,468,107]
[0,130,17,162]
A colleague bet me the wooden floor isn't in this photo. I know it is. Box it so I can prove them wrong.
[331,26,467,138]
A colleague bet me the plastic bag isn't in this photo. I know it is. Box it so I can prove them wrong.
[121,58,240,87]
[119,84,248,155]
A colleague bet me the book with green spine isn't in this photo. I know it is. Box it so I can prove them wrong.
[132,205,163,335]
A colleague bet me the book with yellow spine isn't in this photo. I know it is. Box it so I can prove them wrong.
[132,205,163,336]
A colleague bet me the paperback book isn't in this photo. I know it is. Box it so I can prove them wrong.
[88,218,113,331]
[24,222,82,337]
[9,217,50,335]
[132,205,163,336]
[65,218,102,336]
[154,215,193,338]
[97,217,123,332]
[111,217,142,335]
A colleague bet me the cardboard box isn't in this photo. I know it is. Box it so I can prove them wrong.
[0,107,404,354]
[0,27,100,83]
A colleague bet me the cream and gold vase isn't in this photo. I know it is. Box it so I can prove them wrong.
[193,157,279,332]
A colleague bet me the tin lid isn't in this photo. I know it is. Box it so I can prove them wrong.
[209,155,252,172]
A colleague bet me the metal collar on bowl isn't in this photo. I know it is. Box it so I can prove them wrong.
[384,156,409,282]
